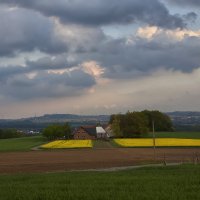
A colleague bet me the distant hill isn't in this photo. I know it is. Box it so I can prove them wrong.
[0,114,110,130]
[30,114,110,123]
[167,112,200,125]
[167,112,200,131]
[1,112,200,131]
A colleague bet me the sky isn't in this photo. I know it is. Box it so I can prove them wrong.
[0,0,200,119]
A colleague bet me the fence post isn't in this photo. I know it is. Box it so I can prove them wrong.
[192,152,197,165]
[163,153,166,166]
[195,152,198,165]
[152,120,156,162]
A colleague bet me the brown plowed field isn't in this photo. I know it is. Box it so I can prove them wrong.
[0,148,200,174]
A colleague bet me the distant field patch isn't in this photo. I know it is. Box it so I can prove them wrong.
[0,136,47,152]
[41,140,93,149]
[114,138,200,147]
[145,132,200,139]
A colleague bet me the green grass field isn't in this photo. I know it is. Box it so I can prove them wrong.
[0,164,199,200]
[93,140,115,148]
[0,136,47,152]
[143,131,200,139]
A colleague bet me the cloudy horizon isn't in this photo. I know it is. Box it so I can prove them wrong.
[0,0,200,119]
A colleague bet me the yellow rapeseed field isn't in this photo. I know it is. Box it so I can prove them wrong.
[114,138,200,147]
[41,140,93,149]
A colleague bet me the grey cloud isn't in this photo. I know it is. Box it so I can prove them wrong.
[55,25,106,53]
[81,35,200,79]
[0,47,96,100]
[2,32,200,82]
[167,0,200,7]
[0,7,67,57]
[0,54,79,82]
[1,0,186,29]
[0,69,95,100]
[183,12,198,23]
[0,66,28,82]
[26,55,78,70]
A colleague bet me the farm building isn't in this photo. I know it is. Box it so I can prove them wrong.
[73,125,109,140]
[96,126,107,139]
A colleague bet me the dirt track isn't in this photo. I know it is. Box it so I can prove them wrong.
[0,148,200,174]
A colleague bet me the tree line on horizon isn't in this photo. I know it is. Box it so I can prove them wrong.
[0,129,24,139]
[110,110,173,138]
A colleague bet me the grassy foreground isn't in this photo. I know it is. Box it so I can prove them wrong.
[0,136,47,152]
[0,165,200,200]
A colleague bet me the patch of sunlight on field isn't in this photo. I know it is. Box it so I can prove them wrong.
[41,140,93,149]
[114,138,200,147]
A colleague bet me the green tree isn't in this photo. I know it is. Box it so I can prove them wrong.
[43,125,56,140]
[0,128,23,139]
[111,115,122,138]
[63,123,71,139]
[42,123,71,140]
[110,112,149,138]
[121,112,149,138]
[142,110,173,131]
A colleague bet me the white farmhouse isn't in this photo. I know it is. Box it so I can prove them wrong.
[96,126,107,139]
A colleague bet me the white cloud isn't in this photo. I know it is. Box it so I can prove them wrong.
[136,26,159,39]
[82,61,105,78]
[136,26,200,41]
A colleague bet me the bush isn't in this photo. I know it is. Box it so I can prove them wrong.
[42,123,71,140]
[0,129,23,139]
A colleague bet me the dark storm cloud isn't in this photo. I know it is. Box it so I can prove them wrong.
[183,12,198,23]
[0,53,96,100]
[0,7,67,57]
[83,34,200,79]
[0,0,199,101]
[167,0,200,7]
[0,69,96,100]
[1,0,186,29]
[0,66,28,82]
[1,31,200,82]
[26,55,78,71]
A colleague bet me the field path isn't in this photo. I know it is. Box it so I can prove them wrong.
[0,148,200,174]
[93,140,116,149]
